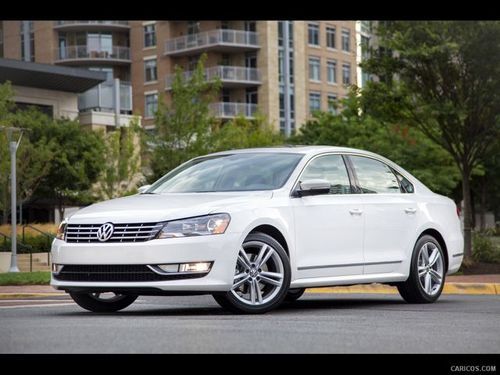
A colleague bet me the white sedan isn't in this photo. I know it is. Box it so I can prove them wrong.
[51,146,464,313]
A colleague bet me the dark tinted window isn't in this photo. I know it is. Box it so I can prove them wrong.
[393,169,415,193]
[148,153,303,193]
[301,154,352,194]
[350,156,401,194]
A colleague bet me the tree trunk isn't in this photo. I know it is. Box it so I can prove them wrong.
[479,177,486,231]
[57,194,65,223]
[462,169,473,259]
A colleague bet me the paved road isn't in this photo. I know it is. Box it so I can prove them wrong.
[0,293,498,353]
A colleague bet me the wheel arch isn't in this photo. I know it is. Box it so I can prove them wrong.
[248,224,289,256]
[418,228,449,272]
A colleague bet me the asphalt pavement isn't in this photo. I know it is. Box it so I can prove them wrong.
[0,293,498,353]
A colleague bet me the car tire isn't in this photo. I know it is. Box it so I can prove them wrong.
[213,232,291,314]
[69,292,138,312]
[284,288,306,302]
[397,235,446,304]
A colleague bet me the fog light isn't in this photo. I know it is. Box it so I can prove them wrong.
[179,262,211,273]
[157,264,179,273]
[51,264,63,274]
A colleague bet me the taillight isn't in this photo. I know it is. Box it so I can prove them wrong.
[456,205,461,217]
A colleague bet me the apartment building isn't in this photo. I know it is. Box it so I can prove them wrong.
[130,20,359,135]
[0,20,365,134]
[0,20,136,129]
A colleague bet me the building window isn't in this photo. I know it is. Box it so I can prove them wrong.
[326,26,336,49]
[144,59,157,82]
[327,60,337,84]
[145,93,158,118]
[144,24,156,48]
[309,57,320,81]
[341,29,350,52]
[187,21,200,35]
[20,21,35,62]
[309,92,321,113]
[278,21,295,135]
[308,23,319,46]
[0,24,3,58]
[327,94,337,114]
[342,63,351,85]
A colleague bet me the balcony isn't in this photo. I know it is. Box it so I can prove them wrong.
[165,29,260,56]
[210,102,258,119]
[54,21,130,31]
[78,81,132,113]
[55,45,131,65]
[165,66,261,89]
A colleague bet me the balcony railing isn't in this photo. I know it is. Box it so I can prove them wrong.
[165,66,261,89]
[78,81,132,113]
[54,21,129,28]
[165,29,259,55]
[210,102,258,119]
[55,45,131,63]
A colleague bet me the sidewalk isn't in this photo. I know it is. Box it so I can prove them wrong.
[0,274,499,298]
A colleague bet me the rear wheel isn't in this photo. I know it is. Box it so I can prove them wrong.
[397,235,446,303]
[69,292,137,312]
[285,288,306,302]
[213,232,291,314]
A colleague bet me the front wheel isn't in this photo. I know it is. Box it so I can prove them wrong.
[213,232,291,314]
[397,235,446,303]
[69,292,138,312]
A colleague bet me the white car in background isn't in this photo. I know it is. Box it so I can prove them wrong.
[51,146,463,314]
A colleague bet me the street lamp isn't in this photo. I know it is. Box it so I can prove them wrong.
[1,126,27,273]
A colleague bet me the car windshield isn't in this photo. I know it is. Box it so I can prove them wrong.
[147,152,304,193]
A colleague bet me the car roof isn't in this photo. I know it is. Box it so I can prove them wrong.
[208,145,383,158]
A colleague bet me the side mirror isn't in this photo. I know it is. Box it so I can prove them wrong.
[295,179,331,197]
[138,184,152,194]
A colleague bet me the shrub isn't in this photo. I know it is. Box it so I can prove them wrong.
[472,231,500,263]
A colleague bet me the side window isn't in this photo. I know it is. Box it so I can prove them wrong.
[393,169,415,193]
[301,154,352,194]
[350,156,401,194]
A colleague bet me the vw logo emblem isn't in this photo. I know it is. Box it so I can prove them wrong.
[96,223,114,242]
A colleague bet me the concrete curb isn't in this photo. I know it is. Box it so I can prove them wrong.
[0,293,65,299]
[306,283,500,295]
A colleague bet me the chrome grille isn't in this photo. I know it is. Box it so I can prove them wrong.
[65,222,164,243]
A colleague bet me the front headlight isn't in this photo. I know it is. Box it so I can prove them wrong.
[156,213,230,239]
[56,220,67,241]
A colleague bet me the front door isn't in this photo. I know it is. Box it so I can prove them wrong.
[348,155,418,274]
[292,154,364,279]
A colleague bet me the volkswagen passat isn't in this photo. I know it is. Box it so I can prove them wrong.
[51,146,464,314]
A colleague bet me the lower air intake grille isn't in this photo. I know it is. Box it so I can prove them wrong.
[54,264,207,282]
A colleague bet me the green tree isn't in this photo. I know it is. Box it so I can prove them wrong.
[148,54,221,181]
[292,92,460,195]
[210,113,284,152]
[0,83,54,224]
[28,117,105,220]
[362,21,500,258]
[96,117,143,200]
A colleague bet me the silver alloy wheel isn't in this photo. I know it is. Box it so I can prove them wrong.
[89,292,128,302]
[230,240,285,306]
[417,242,444,296]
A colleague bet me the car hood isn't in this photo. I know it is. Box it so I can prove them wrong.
[67,191,273,224]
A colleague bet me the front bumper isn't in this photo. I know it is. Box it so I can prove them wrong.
[50,232,241,292]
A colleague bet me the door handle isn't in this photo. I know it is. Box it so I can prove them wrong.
[349,208,363,215]
[404,208,417,214]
